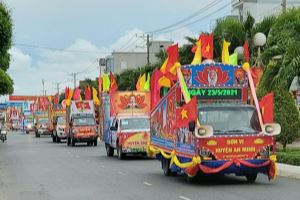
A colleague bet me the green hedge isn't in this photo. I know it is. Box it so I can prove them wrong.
[276,148,300,166]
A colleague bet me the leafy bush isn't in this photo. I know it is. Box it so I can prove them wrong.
[277,148,300,166]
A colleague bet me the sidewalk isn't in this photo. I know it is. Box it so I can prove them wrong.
[277,163,300,179]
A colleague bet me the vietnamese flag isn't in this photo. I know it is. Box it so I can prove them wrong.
[53,93,59,105]
[200,33,213,59]
[84,86,91,100]
[109,71,118,93]
[175,96,197,128]
[259,92,274,123]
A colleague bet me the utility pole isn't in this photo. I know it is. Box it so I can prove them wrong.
[282,0,287,13]
[69,72,78,89]
[147,34,150,68]
[53,82,61,95]
[42,79,45,96]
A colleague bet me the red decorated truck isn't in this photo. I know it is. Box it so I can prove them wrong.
[149,63,280,182]
[66,100,98,146]
[102,91,150,159]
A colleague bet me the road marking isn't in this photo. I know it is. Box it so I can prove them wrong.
[179,196,191,200]
[143,181,152,186]
[118,171,126,175]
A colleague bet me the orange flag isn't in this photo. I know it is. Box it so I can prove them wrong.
[109,71,118,93]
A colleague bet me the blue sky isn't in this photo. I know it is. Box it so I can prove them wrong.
[2,0,231,97]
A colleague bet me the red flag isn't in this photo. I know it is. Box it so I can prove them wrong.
[250,66,263,87]
[243,41,250,62]
[200,33,213,59]
[53,93,59,105]
[259,92,274,123]
[65,87,69,99]
[84,86,91,100]
[109,71,118,93]
[73,87,81,100]
[166,44,178,71]
[98,75,102,93]
[150,68,163,110]
[175,96,197,128]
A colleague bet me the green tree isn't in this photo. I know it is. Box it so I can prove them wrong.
[0,2,13,95]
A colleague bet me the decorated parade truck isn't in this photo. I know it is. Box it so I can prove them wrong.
[34,111,49,137]
[148,63,280,182]
[66,100,98,146]
[49,109,66,143]
[102,91,150,159]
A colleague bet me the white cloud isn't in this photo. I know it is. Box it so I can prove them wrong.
[8,27,196,96]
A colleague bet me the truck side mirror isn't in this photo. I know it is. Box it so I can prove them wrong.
[188,121,196,132]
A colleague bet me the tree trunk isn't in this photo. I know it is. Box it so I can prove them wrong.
[282,142,287,151]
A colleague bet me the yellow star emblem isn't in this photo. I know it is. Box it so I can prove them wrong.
[205,44,210,52]
[181,108,188,119]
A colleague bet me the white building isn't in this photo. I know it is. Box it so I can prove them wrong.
[106,41,173,74]
[231,0,300,22]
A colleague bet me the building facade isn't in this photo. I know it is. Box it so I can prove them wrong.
[106,41,173,74]
[231,0,300,22]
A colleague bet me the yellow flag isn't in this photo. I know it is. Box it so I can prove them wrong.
[158,76,171,88]
[144,73,150,91]
[191,40,202,64]
[92,87,100,106]
[222,40,231,64]
[139,73,146,91]
[102,74,110,92]
[160,58,168,74]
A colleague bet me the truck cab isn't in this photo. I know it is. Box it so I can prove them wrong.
[106,115,150,159]
[67,113,98,146]
[35,117,50,137]
[52,116,66,143]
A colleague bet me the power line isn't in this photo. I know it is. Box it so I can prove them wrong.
[155,1,231,35]
[146,0,221,34]
[117,33,138,51]
[14,42,111,54]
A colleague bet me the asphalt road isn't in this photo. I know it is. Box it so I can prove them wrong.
[1,131,300,200]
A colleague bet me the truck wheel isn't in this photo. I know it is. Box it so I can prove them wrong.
[93,139,97,146]
[246,173,257,183]
[105,144,114,157]
[26,130,29,134]
[117,145,125,160]
[67,137,71,146]
[57,137,61,143]
[36,133,40,138]
[52,135,56,143]
[71,137,75,147]
[161,158,171,176]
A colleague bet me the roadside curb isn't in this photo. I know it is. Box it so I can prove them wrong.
[277,163,300,179]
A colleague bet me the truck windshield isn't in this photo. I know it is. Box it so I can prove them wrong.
[120,118,149,131]
[38,118,48,124]
[57,117,66,125]
[198,106,261,135]
[73,117,95,126]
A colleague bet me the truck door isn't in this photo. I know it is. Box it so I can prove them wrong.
[111,118,118,148]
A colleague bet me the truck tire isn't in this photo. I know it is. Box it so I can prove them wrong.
[71,137,75,147]
[93,139,97,146]
[161,158,171,176]
[67,137,71,146]
[52,135,56,143]
[117,144,125,160]
[56,137,61,143]
[36,133,40,138]
[105,144,114,157]
[246,173,257,183]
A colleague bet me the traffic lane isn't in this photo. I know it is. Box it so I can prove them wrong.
[1,132,300,200]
